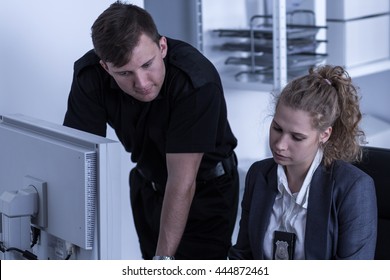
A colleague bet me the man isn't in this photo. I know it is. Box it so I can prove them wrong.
[63,1,239,260]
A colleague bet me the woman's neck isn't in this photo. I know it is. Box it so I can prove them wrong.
[284,165,309,193]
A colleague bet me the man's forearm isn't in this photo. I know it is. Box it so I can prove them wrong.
[155,180,196,257]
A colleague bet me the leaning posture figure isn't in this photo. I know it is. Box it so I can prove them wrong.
[64,2,239,260]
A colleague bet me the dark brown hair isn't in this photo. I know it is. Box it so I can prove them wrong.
[91,1,160,67]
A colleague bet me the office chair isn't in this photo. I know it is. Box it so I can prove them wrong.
[353,146,390,260]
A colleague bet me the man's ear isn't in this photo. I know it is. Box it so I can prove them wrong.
[159,36,168,58]
[320,126,332,144]
[99,60,109,72]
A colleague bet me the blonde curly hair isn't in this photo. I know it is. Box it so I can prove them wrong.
[274,65,366,167]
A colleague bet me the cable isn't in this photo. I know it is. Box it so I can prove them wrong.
[64,243,75,260]
[30,226,40,248]
[0,241,7,253]
[6,247,38,260]
[1,240,75,260]
[0,241,38,260]
[5,247,24,254]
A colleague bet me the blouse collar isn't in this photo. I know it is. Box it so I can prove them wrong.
[277,148,323,208]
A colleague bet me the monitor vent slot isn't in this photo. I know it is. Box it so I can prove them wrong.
[85,152,97,249]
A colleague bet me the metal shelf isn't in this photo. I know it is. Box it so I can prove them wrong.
[210,6,327,88]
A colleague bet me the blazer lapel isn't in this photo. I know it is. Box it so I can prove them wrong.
[305,164,334,259]
[249,164,278,259]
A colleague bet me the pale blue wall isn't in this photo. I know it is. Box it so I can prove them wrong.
[0,0,143,260]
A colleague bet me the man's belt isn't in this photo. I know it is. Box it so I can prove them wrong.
[136,152,237,192]
[196,152,237,181]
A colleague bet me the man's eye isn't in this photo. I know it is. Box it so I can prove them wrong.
[119,72,129,76]
[272,126,282,132]
[142,62,152,69]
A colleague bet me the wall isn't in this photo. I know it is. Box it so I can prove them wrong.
[0,1,110,122]
[144,0,201,49]
[355,70,390,123]
[0,0,143,260]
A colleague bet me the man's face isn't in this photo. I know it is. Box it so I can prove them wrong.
[100,34,167,102]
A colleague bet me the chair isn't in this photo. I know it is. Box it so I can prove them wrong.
[353,146,390,260]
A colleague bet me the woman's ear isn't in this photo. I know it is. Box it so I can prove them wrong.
[320,126,332,144]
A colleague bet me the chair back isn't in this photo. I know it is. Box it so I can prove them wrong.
[353,146,390,260]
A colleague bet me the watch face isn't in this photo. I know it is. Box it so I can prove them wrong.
[153,256,175,260]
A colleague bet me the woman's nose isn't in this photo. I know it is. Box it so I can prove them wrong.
[274,134,288,151]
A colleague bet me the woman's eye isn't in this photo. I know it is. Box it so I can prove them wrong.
[292,136,303,142]
[292,134,306,141]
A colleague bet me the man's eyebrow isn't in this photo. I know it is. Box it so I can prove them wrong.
[141,56,155,66]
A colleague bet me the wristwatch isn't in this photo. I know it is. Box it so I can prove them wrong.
[152,255,175,260]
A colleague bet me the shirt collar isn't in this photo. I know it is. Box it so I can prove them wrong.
[277,149,323,208]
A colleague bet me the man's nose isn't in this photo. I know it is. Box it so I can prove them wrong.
[133,71,147,88]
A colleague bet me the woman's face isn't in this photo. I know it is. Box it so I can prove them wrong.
[269,103,331,173]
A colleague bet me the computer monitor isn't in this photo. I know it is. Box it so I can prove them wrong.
[0,114,122,260]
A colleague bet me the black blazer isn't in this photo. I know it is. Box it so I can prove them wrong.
[229,158,377,259]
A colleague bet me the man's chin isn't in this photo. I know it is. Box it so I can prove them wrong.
[134,92,158,102]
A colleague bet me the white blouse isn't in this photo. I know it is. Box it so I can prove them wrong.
[262,149,323,260]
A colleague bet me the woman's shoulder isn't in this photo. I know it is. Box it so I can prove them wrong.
[332,160,370,177]
[247,158,276,176]
[330,160,375,187]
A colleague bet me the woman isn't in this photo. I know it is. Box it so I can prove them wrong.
[229,65,377,259]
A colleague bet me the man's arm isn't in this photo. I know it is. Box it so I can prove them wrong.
[154,152,203,258]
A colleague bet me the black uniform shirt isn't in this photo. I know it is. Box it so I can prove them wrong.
[64,38,237,184]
